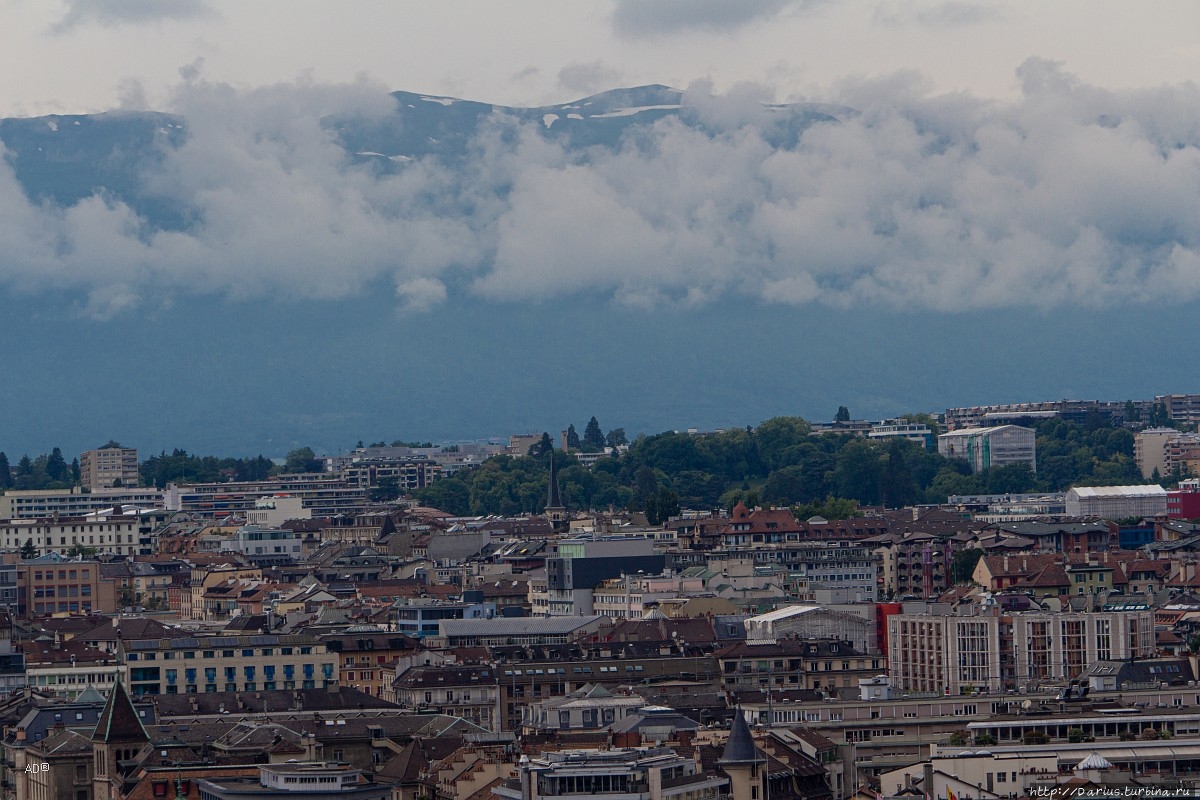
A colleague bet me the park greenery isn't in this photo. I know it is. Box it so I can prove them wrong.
[0,413,1177,521]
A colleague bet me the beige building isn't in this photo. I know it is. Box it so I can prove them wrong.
[887,608,1155,694]
[79,446,139,490]
[0,512,164,558]
[184,564,262,620]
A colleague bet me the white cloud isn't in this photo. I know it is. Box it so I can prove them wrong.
[0,61,1198,317]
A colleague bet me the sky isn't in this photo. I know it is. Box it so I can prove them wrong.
[0,1,1199,457]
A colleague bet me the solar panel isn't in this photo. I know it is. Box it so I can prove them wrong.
[248,635,279,646]
[208,637,239,647]
[168,637,199,649]
[128,640,161,650]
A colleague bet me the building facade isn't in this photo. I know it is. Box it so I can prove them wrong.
[79,447,139,491]
[937,426,1036,473]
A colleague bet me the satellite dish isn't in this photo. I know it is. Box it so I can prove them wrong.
[1021,699,1032,710]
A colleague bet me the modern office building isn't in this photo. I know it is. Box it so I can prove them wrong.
[937,425,1036,473]
[0,487,166,519]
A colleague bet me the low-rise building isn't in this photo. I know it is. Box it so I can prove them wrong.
[493,747,727,800]
[198,763,389,800]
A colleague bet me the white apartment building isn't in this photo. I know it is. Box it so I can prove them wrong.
[0,511,165,556]
[245,495,311,527]
[0,487,166,519]
[1135,427,1181,479]
[887,608,1155,694]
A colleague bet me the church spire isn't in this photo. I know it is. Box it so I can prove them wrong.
[545,450,566,529]
[92,680,149,744]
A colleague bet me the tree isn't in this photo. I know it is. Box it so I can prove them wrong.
[835,406,851,422]
[20,539,36,559]
[48,448,71,482]
[565,424,581,451]
[951,548,985,584]
[0,452,10,490]
[583,417,606,450]
[529,432,554,458]
[284,447,323,473]
[605,428,628,448]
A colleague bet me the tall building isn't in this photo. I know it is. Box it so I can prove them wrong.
[937,425,1036,473]
[80,446,139,490]
[1134,427,1180,479]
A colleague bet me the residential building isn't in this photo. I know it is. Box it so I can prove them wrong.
[392,665,499,730]
[1169,480,1200,520]
[23,638,122,698]
[743,606,874,655]
[435,615,607,648]
[1064,485,1168,519]
[245,494,311,526]
[17,556,117,617]
[120,631,338,695]
[522,684,647,732]
[592,574,709,620]
[79,445,139,490]
[0,511,166,558]
[1135,427,1182,479]
[319,630,427,698]
[197,524,305,563]
[715,639,880,692]
[164,477,367,518]
[887,607,1155,694]
[536,537,663,616]
[937,425,1036,473]
[1157,393,1200,424]
[0,487,166,519]
[494,746,727,800]
[868,421,933,449]
[394,597,496,640]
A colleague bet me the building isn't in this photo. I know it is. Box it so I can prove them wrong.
[1064,485,1168,519]
[0,510,166,558]
[887,607,1155,694]
[1135,427,1181,479]
[198,763,390,800]
[245,495,311,527]
[197,524,305,563]
[937,426,1036,473]
[493,746,727,800]
[120,632,338,695]
[79,445,139,490]
[535,538,663,617]
[868,421,934,450]
[392,665,500,730]
[17,556,118,617]
[743,606,874,655]
[522,684,648,732]
[1169,480,1200,520]
[164,477,367,518]
[0,487,166,519]
[22,637,122,698]
[1157,393,1200,424]
[394,597,497,640]
[715,638,880,692]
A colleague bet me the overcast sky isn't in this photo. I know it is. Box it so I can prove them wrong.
[3,0,1200,116]
[1,0,1200,453]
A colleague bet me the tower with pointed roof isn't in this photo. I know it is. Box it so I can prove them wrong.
[92,681,149,800]
[545,451,567,530]
[719,711,765,800]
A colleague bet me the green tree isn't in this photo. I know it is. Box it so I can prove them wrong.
[284,447,323,473]
[951,548,985,584]
[20,539,36,559]
[792,496,860,521]
[0,452,11,489]
[529,432,554,458]
[833,440,882,505]
[45,447,69,483]
[566,424,581,451]
[583,417,606,450]
[835,406,851,422]
[605,428,628,448]
[881,438,918,508]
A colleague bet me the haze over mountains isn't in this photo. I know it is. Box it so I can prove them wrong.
[0,71,1197,456]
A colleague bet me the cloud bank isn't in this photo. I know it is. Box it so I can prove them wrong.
[610,0,823,38]
[1,59,1199,318]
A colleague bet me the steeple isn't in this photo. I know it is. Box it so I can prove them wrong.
[545,451,566,528]
[720,711,764,766]
[92,680,149,744]
[719,710,765,800]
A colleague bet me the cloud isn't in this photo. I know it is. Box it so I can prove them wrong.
[50,0,214,33]
[872,1,1007,29]
[1,60,1199,318]
[611,0,824,38]
[557,62,623,97]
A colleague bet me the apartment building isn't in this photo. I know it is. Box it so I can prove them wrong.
[493,747,727,800]
[0,487,166,519]
[887,607,1155,694]
[0,511,166,558]
[120,632,338,695]
[164,477,367,518]
[79,446,139,490]
[17,557,118,617]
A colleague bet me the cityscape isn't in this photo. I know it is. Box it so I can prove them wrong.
[4,3,1200,800]
[0,393,1200,800]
